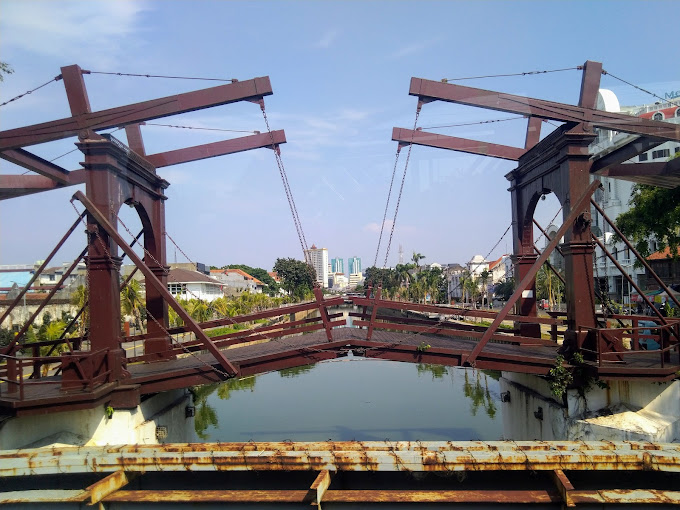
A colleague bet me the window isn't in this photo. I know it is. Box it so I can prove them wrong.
[639,153,648,162]
[652,112,664,121]
[168,283,186,295]
[652,149,670,159]
[675,147,680,154]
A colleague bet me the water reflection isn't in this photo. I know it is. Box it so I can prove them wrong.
[192,359,503,442]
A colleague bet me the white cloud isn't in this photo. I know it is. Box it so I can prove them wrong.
[363,219,393,233]
[314,29,340,49]
[390,37,444,59]
[0,0,149,64]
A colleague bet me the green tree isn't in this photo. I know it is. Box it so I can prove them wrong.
[616,181,680,262]
[411,251,425,270]
[120,278,145,333]
[71,285,89,338]
[273,258,316,301]
[536,264,564,311]
[493,278,516,301]
[0,62,13,82]
[479,269,491,307]
[363,266,398,298]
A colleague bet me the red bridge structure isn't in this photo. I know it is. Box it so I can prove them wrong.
[1,61,679,417]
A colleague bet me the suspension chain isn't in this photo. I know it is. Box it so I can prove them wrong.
[382,105,421,268]
[260,103,309,261]
[373,147,401,267]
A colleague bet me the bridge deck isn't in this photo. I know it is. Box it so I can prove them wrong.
[1,327,678,415]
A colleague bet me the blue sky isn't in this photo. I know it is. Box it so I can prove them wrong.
[1,0,678,272]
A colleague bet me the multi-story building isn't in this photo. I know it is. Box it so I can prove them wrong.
[304,245,329,288]
[331,258,344,274]
[348,272,363,289]
[590,89,680,304]
[348,256,361,275]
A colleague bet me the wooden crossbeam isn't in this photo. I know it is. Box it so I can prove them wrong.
[0,148,72,184]
[409,78,680,141]
[391,128,525,160]
[0,76,273,151]
[145,130,286,168]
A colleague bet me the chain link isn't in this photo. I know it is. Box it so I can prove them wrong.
[260,104,309,261]
[383,106,421,268]
[373,147,401,267]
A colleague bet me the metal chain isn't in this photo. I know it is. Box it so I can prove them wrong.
[165,230,195,266]
[373,147,401,267]
[383,106,421,268]
[260,104,309,260]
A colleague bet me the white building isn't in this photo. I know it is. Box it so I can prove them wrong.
[590,89,680,303]
[330,272,348,289]
[209,269,265,295]
[304,244,329,288]
[167,268,224,302]
[348,272,363,289]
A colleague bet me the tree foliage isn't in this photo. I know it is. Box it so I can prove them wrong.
[616,183,680,261]
[0,62,13,82]
[273,258,316,301]
[493,278,515,301]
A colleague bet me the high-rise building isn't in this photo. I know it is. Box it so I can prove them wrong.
[348,256,361,275]
[331,258,344,274]
[304,244,329,288]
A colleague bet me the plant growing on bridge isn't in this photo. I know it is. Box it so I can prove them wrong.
[548,354,573,399]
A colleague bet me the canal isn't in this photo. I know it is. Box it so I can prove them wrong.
[193,305,503,442]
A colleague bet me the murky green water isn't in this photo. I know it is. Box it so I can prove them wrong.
[193,357,503,442]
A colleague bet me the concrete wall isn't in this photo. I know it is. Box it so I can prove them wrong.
[0,389,196,450]
[500,372,680,442]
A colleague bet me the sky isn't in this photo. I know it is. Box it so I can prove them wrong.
[1,0,678,273]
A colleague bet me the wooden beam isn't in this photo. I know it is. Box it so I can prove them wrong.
[392,128,524,161]
[409,78,680,141]
[0,148,71,184]
[0,76,273,151]
[73,190,239,376]
[464,179,601,365]
[145,130,286,168]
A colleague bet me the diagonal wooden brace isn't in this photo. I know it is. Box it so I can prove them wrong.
[313,286,334,341]
[366,285,382,341]
[72,190,238,377]
[464,179,601,366]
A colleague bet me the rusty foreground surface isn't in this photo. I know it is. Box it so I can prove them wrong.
[1,441,680,506]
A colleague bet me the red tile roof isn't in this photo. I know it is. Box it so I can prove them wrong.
[222,269,264,286]
[647,246,680,260]
[488,255,507,270]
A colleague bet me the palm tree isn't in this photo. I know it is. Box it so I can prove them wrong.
[70,285,89,338]
[411,251,425,271]
[479,269,491,308]
[120,278,145,334]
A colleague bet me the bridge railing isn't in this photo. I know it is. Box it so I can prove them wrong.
[123,297,346,364]
[579,317,680,371]
[0,348,111,399]
[349,297,564,345]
